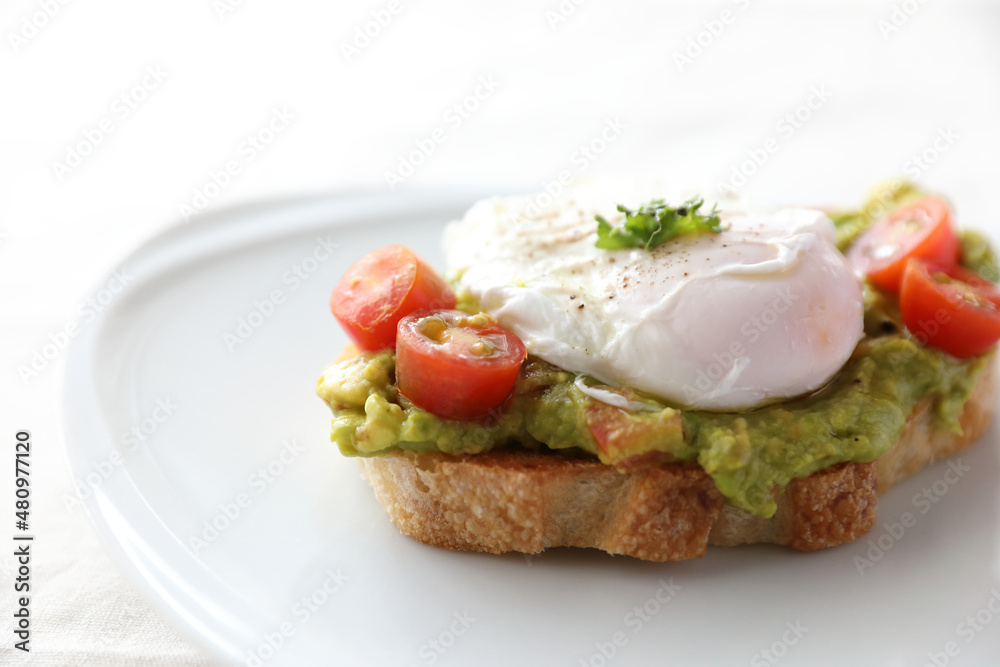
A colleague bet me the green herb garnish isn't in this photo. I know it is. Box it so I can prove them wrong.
[595,196,725,250]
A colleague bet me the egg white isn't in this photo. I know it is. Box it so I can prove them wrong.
[443,186,865,411]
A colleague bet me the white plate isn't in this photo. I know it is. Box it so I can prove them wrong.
[61,191,1000,666]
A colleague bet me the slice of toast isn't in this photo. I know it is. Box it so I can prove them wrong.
[354,356,998,561]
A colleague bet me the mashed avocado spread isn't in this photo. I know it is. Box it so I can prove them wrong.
[317,182,997,518]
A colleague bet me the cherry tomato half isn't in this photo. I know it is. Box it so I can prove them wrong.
[900,259,1000,358]
[847,196,959,292]
[584,401,683,471]
[330,245,456,351]
[395,310,527,420]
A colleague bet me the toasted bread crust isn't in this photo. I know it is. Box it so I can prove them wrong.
[355,357,997,561]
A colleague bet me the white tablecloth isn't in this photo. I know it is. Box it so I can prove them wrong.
[1,0,998,664]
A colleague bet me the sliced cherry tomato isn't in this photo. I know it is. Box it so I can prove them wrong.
[330,245,455,351]
[584,401,683,471]
[847,196,959,292]
[900,259,1000,358]
[395,310,526,420]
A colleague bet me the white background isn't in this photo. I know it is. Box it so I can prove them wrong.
[1,0,999,664]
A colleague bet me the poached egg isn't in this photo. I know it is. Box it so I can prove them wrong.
[443,186,865,411]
